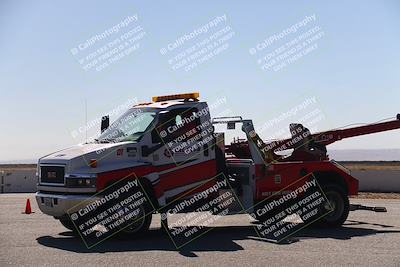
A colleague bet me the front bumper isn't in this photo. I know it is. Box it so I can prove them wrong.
[35,192,100,218]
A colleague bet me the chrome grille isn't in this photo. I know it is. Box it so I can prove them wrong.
[40,165,65,184]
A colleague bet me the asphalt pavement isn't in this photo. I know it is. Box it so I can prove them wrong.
[1,193,399,267]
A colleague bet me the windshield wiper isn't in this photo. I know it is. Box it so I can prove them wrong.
[94,138,114,143]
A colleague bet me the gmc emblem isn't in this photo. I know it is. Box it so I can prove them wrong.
[47,171,57,178]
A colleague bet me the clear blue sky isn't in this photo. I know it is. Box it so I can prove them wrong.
[0,0,399,162]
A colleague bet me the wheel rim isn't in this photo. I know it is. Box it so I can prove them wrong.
[122,205,147,234]
[323,190,344,222]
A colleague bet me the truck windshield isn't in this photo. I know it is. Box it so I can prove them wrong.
[96,108,157,143]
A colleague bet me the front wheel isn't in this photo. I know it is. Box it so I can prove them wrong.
[59,217,76,231]
[318,184,350,227]
[120,202,152,236]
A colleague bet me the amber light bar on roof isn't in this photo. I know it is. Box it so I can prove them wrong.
[152,92,200,102]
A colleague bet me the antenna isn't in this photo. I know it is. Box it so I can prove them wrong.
[85,99,88,144]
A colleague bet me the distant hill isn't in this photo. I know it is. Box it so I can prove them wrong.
[329,149,400,161]
[0,159,37,165]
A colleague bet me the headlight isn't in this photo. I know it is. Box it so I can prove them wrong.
[65,174,97,188]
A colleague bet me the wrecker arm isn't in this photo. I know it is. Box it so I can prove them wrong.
[225,114,400,162]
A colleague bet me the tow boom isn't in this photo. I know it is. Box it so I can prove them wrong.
[226,114,400,162]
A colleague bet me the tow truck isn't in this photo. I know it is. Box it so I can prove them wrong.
[35,93,400,234]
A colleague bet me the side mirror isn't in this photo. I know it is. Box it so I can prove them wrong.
[101,115,109,133]
[227,122,236,130]
[142,145,152,157]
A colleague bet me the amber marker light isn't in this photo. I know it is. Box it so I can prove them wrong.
[89,159,97,168]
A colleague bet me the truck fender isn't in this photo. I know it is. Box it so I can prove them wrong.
[140,173,165,208]
[313,171,349,194]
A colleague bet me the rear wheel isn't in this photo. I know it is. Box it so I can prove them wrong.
[318,184,349,227]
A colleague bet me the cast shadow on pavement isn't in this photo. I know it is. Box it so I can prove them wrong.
[36,220,400,257]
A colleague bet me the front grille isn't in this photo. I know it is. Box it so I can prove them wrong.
[40,166,65,184]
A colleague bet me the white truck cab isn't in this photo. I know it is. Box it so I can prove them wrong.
[36,93,220,231]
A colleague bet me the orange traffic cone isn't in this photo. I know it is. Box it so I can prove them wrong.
[24,199,32,214]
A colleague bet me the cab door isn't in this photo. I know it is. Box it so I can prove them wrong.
[151,106,217,202]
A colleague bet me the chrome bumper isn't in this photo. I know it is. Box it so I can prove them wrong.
[35,192,100,218]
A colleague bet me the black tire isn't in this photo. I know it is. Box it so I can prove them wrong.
[104,179,154,238]
[120,203,152,236]
[59,217,76,231]
[318,183,350,227]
